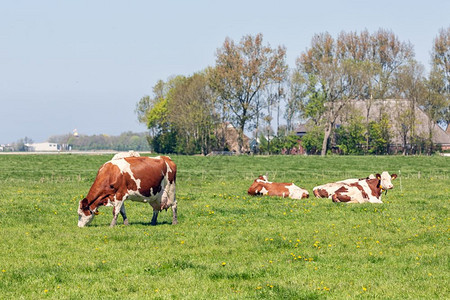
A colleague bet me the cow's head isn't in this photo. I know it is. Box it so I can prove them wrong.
[376,172,397,190]
[77,198,98,227]
[248,175,268,195]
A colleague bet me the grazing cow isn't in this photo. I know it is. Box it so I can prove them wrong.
[313,172,397,203]
[77,154,177,227]
[248,175,309,199]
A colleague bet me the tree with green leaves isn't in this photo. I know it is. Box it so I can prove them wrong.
[167,71,217,155]
[210,33,287,153]
[368,113,391,154]
[293,29,415,155]
[429,27,450,129]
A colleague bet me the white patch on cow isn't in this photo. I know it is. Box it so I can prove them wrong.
[77,206,95,227]
[256,178,272,184]
[379,171,394,190]
[286,183,308,199]
[112,151,140,160]
[165,161,172,174]
[340,185,367,203]
[260,187,269,195]
[313,183,346,199]
[109,158,141,190]
[354,181,378,203]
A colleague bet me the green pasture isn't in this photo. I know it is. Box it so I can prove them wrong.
[0,154,448,299]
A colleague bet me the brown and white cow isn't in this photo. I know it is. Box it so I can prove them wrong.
[248,175,309,199]
[313,172,397,203]
[77,154,177,227]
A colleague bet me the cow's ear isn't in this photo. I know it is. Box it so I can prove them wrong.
[376,173,381,180]
[81,198,89,208]
[391,174,398,180]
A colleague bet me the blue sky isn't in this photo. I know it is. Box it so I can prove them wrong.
[1,0,449,144]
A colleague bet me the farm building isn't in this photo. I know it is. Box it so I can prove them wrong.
[296,99,450,153]
[341,99,450,151]
[26,142,61,152]
[215,122,250,153]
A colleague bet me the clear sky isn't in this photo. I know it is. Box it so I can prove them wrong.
[1,0,449,144]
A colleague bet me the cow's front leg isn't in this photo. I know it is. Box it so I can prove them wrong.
[120,204,129,225]
[150,210,159,226]
[110,201,123,227]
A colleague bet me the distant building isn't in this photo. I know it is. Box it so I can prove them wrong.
[340,99,450,151]
[215,123,250,153]
[294,124,308,138]
[26,142,61,152]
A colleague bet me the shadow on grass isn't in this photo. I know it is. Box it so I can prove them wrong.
[85,220,173,227]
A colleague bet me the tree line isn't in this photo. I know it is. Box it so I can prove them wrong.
[136,28,450,155]
[48,132,151,151]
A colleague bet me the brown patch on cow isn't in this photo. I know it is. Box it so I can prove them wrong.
[248,180,290,197]
[128,157,166,197]
[366,178,382,197]
[314,188,329,198]
[266,183,290,197]
[161,156,177,184]
[80,198,91,216]
[332,186,351,202]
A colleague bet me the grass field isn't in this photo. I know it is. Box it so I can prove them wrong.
[0,154,448,299]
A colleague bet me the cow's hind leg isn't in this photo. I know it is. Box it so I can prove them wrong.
[150,210,159,226]
[120,204,129,225]
[332,192,351,203]
[171,202,178,225]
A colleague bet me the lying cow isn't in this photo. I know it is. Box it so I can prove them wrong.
[248,175,309,199]
[313,172,397,203]
[78,154,177,227]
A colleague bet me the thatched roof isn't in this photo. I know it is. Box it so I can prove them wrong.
[339,99,450,146]
[216,123,250,153]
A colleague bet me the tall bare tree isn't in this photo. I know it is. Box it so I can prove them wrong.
[210,33,287,153]
[430,27,450,128]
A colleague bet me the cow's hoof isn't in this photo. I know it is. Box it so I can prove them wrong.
[172,220,178,225]
[150,222,157,226]
[123,219,129,226]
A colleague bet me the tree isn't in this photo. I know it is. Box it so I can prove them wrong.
[168,71,217,155]
[293,29,415,155]
[211,33,287,153]
[335,112,366,154]
[135,76,185,153]
[430,27,450,128]
[295,32,367,155]
[367,113,391,154]
[394,60,427,154]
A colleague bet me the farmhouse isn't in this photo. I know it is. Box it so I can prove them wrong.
[215,122,250,153]
[298,99,450,153]
[342,99,450,151]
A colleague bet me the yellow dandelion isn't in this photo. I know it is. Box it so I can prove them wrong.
[44,289,49,293]
[222,262,226,267]
[362,287,367,291]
